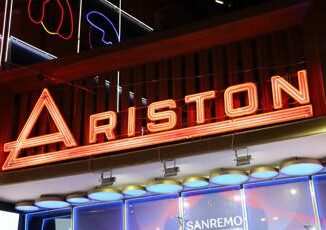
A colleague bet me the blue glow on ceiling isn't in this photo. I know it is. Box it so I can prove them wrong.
[146,184,183,194]
[123,189,147,197]
[88,191,123,201]
[281,163,323,176]
[251,170,279,179]
[184,180,209,188]
[210,174,249,185]
[15,205,40,212]
[66,197,90,204]
[35,200,70,209]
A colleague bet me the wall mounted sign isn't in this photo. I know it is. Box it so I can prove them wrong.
[2,70,312,171]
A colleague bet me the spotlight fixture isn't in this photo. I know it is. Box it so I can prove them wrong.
[66,193,90,204]
[250,166,279,179]
[88,187,123,201]
[210,169,249,185]
[234,148,252,167]
[15,201,40,212]
[99,170,116,186]
[163,160,180,178]
[35,195,70,209]
[122,185,147,197]
[146,179,183,194]
[280,159,324,176]
[183,176,209,188]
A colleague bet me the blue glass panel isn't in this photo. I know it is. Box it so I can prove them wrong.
[25,208,71,230]
[244,177,316,230]
[182,186,244,230]
[73,201,123,230]
[126,194,180,230]
[313,174,326,229]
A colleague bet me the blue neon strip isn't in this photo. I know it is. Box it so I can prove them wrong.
[86,10,120,46]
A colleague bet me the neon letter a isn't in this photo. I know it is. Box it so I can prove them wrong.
[3,89,77,170]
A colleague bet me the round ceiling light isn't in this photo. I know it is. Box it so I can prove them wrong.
[250,166,279,179]
[280,159,324,176]
[183,176,209,188]
[88,187,123,201]
[66,193,90,204]
[146,179,183,194]
[35,195,70,209]
[122,185,147,197]
[210,169,249,185]
[15,201,40,212]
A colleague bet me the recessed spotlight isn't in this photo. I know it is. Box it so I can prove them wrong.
[15,201,40,212]
[88,187,123,201]
[210,169,249,185]
[66,193,90,204]
[280,159,323,176]
[146,179,183,194]
[183,176,209,188]
[122,185,147,197]
[35,195,70,209]
[250,166,279,179]
[215,0,224,4]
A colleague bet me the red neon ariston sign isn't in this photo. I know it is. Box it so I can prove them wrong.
[2,70,312,171]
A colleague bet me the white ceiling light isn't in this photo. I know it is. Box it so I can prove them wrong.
[35,195,70,209]
[122,185,147,197]
[146,179,183,194]
[15,201,40,212]
[183,176,209,188]
[210,169,249,185]
[66,193,90,204]
[280,159,323,176]
[88,187,123,201]
[250,166,279,179]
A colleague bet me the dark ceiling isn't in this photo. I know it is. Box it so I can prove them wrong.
[1,0,279,68]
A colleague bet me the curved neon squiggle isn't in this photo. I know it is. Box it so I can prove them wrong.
[27,0,74,40]
[86,10,120,46]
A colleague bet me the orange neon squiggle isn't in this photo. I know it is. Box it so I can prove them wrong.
[271,70,310,110]
[89,111,117,144]
[224,82,258,118]
[27,0,74,40]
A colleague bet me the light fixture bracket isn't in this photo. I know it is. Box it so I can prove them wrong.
[162,160,179,177]
[234,147,252,167]
[100,170,116,186]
